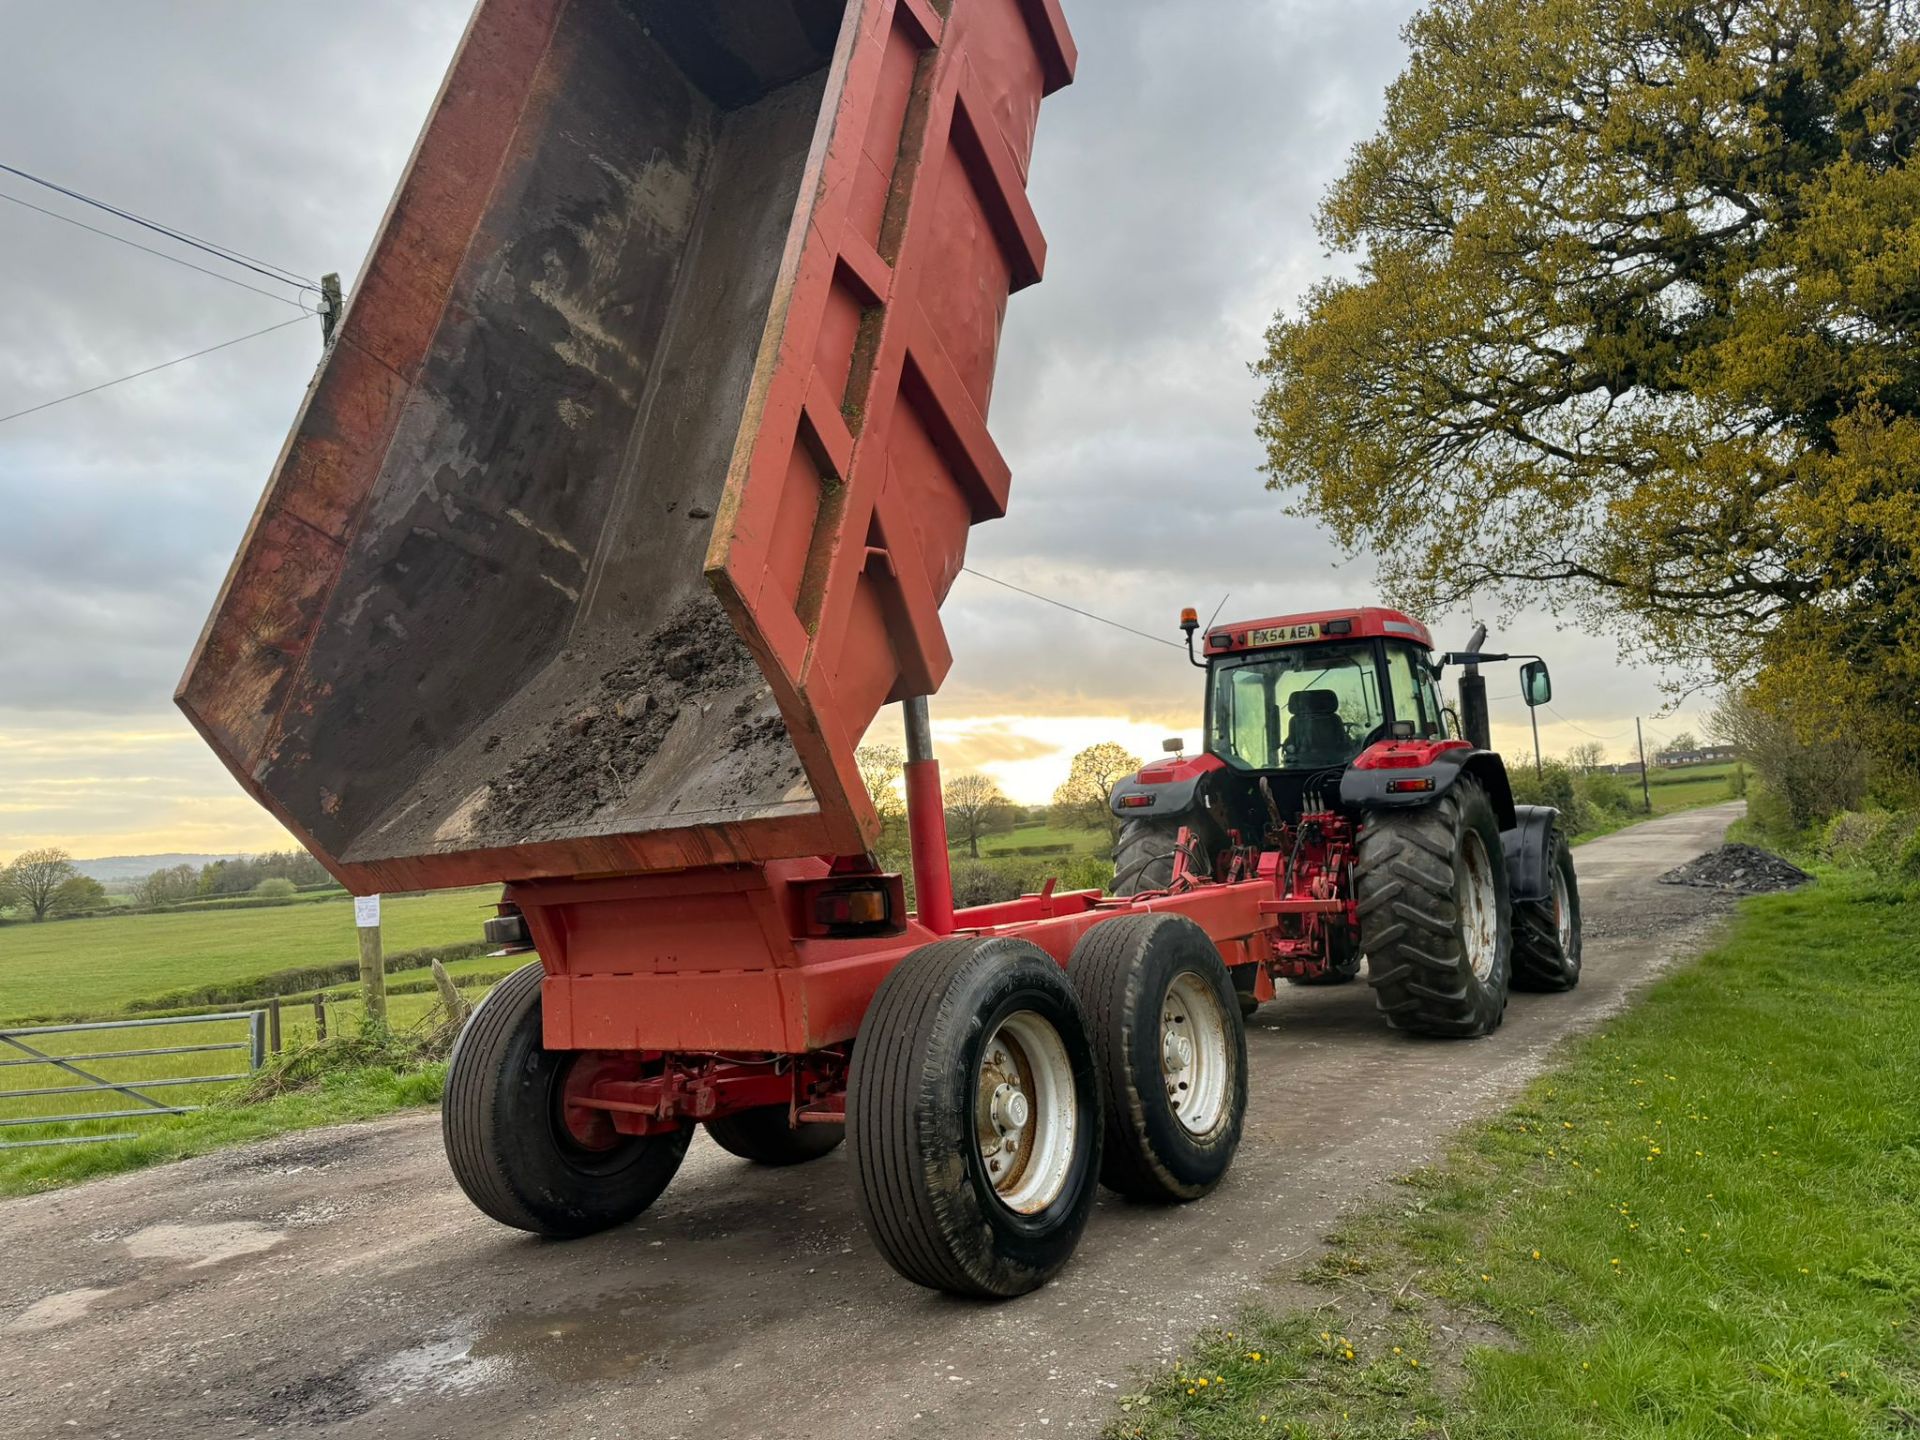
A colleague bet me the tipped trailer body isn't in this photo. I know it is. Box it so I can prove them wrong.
[183,0,1580,1299]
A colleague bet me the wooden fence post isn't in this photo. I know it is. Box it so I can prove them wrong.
[268,996,282,1054]
[354,894,388,1025]
[314,994,328,1041]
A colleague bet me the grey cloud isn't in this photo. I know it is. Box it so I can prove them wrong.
[1,0,1705,820]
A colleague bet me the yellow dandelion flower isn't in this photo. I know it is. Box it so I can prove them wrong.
[1531,1250,1542,1261]
[1409,1358,1420,1368]
[1393,1347,1403,1355]
[1196,1378,1208,1387]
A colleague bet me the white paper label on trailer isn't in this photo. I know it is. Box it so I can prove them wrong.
[354,894,382,928]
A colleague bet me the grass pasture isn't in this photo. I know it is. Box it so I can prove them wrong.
[1110,871,1920,1438]
[0,887,501,1022]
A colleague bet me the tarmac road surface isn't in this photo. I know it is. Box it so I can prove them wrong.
[0,803,1743,1440]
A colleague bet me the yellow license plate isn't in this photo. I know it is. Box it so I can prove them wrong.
[1247,623,1322,645]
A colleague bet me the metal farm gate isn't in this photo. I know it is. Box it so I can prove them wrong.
[0,1011,267,1149]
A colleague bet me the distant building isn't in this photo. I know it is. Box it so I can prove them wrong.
[1657,745,1738,768]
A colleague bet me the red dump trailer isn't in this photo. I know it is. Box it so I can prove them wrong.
[183,0,1578,1299]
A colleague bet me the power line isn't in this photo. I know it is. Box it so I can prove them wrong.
[0,315,311,427]
[1544,705,1631,742]
[960,567,1185,650]
[0,159,317,291]
[0,189,314,313]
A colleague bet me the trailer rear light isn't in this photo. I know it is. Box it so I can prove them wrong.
[817,889,889,926]
[1386,777,1436,794]
[1118,794,1156,809]
[483,909,531,952]
[798,875,907,939]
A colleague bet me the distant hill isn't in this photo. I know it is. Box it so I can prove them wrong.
[72,854,239,885]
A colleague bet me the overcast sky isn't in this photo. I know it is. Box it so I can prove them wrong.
[0,0,1709,860]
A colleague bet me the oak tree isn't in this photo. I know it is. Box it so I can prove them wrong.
[944,772,1015,859]
[1257,0,1920,763]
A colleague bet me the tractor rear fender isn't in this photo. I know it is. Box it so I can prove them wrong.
[1109,753,1225,822]
[1340,748,1519,830]
[1500,805,1562,905]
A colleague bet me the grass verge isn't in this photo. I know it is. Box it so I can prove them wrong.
[1110,873,1920,1439]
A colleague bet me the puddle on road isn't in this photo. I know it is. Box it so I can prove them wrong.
[124,1220,284,1268]
[362,1337,509,1401]
[469,1283,743,1384]
[354,1283,747,1404]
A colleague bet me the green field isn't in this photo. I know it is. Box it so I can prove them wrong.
[957,817,1113,860]
[0,887,500,1022]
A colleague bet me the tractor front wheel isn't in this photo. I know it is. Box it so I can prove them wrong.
[1069,914,1247,1202]
[848,937,1101,1298]
[705,1106,845,1166]
[442,962,690,1236]
[1356,779,1512,1038]
[1511,832,1582,992]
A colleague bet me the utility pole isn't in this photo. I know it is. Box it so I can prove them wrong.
[354,893,388,1025]
[1635,718,1653,814]
[319,272,343,345]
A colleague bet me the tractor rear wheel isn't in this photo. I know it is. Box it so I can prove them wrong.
[1356,779,1512,1038]
[1113,817,1206,896]
[705,1106,845,1166]
[1069,914,1246,1202]
[442,961,690,1237]
[1511,832,1582,992]
[848,937,1101,1298]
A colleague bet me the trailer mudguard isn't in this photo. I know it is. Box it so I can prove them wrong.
[1339,747,1518,829]
[1500,804,1561,904]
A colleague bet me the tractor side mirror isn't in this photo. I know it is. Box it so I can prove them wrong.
[1521,660,1553,708]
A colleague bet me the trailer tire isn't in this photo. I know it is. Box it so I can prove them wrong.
[1511,833,1582,992]
[706,1107,845,1166]
[848,937,1101,1298]
[1356,778,1512,1038]
[442,961,689,1237]
[1113,818,1203,896]
[1069,915,1246,1203]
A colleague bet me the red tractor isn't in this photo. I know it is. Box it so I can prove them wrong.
[1109,607,1581,1038]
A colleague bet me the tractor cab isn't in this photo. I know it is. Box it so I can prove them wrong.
[1116,609,1461,849]
[1198,610,1451,777]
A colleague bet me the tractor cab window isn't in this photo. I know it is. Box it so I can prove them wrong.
[1208,642,1386,771]
[1384,642,1448,739]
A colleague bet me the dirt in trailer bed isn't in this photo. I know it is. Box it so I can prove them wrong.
[475,593,806,838]
[0,804,1745,1440]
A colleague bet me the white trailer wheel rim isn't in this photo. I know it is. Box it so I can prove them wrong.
[976,1011,1078,1215]
[1553,866,1574,956]
[1460,829,1499,982]
[1161,971,1231,1136]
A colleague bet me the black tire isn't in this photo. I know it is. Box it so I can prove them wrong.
[1113,817,1207,896]
[705,1106,845,1166]
[1511,832,1582,992]
[1069,915,1247,1203]
[848,937,1101,1298]
[442,961,690,1237]
[1356,778,1512,1038]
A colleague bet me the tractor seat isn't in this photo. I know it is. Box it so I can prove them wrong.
[1286,690,1349,764]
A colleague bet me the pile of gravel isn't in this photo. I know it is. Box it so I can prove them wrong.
[1658,844,1811,895]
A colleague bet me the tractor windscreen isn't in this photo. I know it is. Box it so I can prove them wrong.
[1208,642,1387,771]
